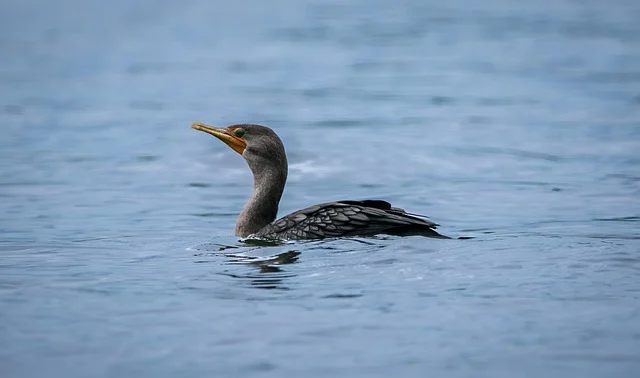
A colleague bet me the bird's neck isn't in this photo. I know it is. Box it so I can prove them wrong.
[236,164,287,237]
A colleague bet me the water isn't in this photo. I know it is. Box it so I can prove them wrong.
[1,0,639,376]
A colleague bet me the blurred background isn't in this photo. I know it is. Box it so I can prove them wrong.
[1,0,639,377]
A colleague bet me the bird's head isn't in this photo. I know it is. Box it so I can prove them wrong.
[191,122,287,176]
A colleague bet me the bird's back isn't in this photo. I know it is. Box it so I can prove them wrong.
[252,200,449,240]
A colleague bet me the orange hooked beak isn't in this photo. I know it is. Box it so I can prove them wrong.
[191,122,247,155]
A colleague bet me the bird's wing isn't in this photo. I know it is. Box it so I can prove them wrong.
[253,200,443,240]
[336,200,439,227]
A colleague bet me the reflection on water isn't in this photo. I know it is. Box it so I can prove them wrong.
[191,241,301,290]
[222,251,301,290]
[189,238,396,290]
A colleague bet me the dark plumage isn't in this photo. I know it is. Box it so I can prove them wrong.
[192,123,449,240]
[254,200,447,239]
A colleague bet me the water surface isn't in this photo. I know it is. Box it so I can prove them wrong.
[1,0,639,377]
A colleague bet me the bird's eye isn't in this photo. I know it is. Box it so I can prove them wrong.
[234,128,245,138]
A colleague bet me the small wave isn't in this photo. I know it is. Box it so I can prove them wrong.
[593,216,639,222]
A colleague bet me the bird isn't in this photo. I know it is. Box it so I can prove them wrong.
[191,122,450,240]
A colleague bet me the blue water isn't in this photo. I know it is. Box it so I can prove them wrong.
[1,0,640,377]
